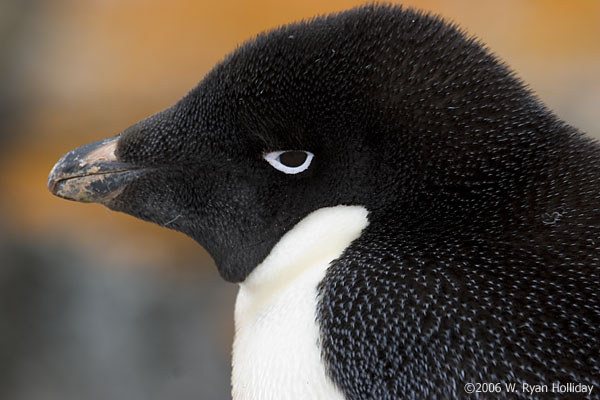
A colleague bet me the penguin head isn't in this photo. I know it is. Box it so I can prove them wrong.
[48,5,543,282]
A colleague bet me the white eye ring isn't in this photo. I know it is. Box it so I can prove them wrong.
[263,150,314,174]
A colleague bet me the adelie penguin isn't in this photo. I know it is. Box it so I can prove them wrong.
[48,5,599,399]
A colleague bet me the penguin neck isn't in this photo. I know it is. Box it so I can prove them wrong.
[242,205,368,288]
[236,205,369,321]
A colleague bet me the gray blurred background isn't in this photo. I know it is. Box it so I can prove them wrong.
[0,0,598,399]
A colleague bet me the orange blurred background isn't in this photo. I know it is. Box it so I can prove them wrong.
[0,0,598,398]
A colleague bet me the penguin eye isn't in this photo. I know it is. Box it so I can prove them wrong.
[263,150,314,174]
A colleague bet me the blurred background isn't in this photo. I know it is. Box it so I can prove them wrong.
[0,0,598,399]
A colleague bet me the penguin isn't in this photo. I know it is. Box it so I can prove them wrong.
[47,4,599,399]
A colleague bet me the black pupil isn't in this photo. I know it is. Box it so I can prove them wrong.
[279,151,308,167]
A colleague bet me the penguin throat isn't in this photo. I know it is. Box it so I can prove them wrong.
[239,205,369,299]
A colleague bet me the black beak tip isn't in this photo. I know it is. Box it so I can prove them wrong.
[47,154,68,195]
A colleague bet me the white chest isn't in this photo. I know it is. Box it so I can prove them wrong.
[231,206,369,400]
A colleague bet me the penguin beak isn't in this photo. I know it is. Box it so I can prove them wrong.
[47,135,146,203]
